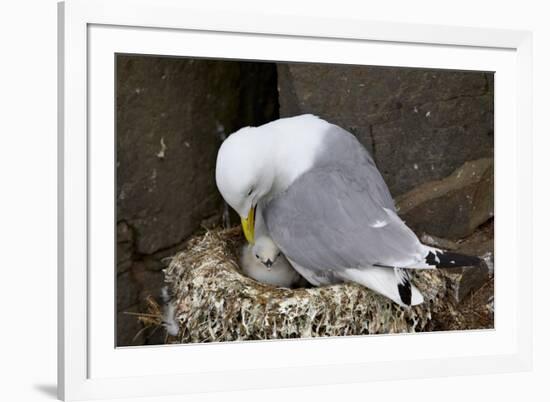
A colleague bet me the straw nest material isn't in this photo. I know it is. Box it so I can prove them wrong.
[144,226,488,344]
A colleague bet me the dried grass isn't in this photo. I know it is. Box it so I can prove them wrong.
[141,226,480,344]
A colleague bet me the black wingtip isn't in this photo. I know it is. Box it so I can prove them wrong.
[426,250,486,269]
[397,280,412,306]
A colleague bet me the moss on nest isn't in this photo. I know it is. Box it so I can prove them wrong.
[157,226,482,344]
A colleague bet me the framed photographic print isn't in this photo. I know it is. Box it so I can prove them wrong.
[58,0,533,400]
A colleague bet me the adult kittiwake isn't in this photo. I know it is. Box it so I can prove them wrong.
[216,114,484,306]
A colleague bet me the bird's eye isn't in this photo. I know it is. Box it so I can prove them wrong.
[255,254,260,259]
[247,188,253,196]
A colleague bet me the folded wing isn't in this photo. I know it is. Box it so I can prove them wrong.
[264,166,429,274]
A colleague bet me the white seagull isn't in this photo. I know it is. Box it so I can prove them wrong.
[216,115,483,306]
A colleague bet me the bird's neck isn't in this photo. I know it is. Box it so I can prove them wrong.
[263,128,327,201]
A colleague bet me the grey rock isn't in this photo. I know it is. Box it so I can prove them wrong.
[115,56,278,346]
[117,259,133,276]
[395,157,494,303]
[117,304,145,346]
[395,158,493,240]
[132,261,165,301]
[455,220,494,256]
[117,56,278,254]
[420,233,460,250]
[420,220,494,261]
[142,257,165,272]
[442,264,490,303]
[117,271,140,311]
[455,220,494,275]
[117,221,134,275]
[277,63,493,196]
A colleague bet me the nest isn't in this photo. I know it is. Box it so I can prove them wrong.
[152,226,479,344]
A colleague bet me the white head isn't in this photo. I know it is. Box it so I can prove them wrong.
[216,127,275,243]
[216,127,275,217]
[216,115,325,244]
[252,236,282,269]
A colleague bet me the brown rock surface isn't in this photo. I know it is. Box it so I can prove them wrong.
[396,158,493,240]
[117,304,145,346]
[277,63,493,196]
[117,56,278,255]
[116,221,134,275]
[115,56,279,345]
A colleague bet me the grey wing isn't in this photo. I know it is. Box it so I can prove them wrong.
[264,166,427,273]
[320,123,397,212]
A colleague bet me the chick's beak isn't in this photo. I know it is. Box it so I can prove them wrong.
[241,206,256,244]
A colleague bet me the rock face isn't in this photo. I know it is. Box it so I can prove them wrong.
[393,158,494,303]
[277,63,494,196]
[116,56,279,345]
[117,56,278,255]
[116,221,134,275]
[395,158,493,240]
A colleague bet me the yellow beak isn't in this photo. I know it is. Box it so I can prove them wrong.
[241,206,256,244]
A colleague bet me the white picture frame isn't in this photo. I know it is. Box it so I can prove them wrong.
[58,0,533,400]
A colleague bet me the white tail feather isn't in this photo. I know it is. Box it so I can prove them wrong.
[410,284,424,306]
[340,267,424,307]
